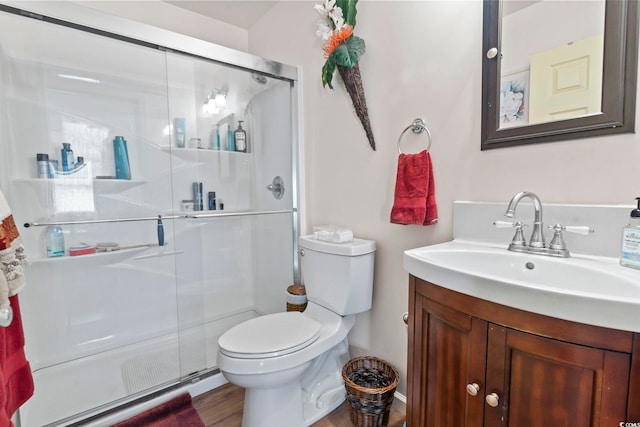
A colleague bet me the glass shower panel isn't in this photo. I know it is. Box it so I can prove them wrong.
[0,11,181,427]
[165,52,295,374]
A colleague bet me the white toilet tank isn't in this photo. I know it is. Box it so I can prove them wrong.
[299,235,376,316]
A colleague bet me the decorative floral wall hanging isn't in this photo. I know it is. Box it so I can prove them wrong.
[315,0,376,151]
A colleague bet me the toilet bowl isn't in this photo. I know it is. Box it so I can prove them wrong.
[218,302,354,426]
[217,236,376,427]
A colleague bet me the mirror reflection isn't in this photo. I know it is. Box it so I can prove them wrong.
[482,0,637,149]
[499,0,606,129]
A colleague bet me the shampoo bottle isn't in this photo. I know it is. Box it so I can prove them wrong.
[113,136,131,180]
[61,143,74,172]
[620,197,640,269]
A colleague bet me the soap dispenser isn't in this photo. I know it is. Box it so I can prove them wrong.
[234,120,247,152]
[620,197,640,269]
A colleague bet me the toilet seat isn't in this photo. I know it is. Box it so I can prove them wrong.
[218,312,321,359]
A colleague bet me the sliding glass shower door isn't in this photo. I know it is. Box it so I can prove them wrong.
[0,5,297,426]
[165,51,295,378]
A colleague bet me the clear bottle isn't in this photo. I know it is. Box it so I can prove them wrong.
[174,117,186,148]
[61,143,74,172]
[234,120,247,153]
[227,124,235,151]
[620,197,640,269]
[193,182,203,211]
[45,226,65,257]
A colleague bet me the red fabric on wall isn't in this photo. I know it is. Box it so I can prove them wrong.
[0,295,34,427]
[390,150,438,226]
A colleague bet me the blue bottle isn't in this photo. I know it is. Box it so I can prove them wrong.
[227,125,235,151]
[113,136,131,180]
[61,143,74,172]
[216,125,221,150]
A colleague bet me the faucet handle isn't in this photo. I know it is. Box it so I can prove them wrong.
[494,220,528,247]
[547,224,594,235]
[494,220,527,228]
[563,225,595,235]
[547,224,594,251]
[548,224,567,250]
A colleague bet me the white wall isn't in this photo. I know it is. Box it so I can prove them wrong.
[248,0,640,397]
[71,0,249,51]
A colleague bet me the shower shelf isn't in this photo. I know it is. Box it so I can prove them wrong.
[158,146,251,161]
[133,250,184,260]
[29,246,150,265]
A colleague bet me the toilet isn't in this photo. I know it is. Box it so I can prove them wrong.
[217,235,376,427]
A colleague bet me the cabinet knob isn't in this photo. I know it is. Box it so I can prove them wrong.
[402,312,409,325]
[485,392,500,407]
[466,383,480,396]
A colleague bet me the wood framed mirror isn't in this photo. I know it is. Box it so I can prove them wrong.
[481,0,639,150]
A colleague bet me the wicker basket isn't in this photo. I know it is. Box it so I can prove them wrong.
[342,356,399,427]
[286,284,307,312]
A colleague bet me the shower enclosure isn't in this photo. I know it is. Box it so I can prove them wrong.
[0,3,300,426]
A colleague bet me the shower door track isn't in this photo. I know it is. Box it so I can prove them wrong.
[23,209,295,228]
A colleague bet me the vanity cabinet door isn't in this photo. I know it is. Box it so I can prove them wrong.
[484,324,631,427]
[407,287,487,427]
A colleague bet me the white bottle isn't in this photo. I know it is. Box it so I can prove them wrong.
[620,198,640,269]
[46,226,65,257]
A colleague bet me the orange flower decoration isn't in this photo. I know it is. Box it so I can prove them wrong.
[323,25,353,58]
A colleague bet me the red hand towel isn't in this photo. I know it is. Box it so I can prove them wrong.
[0,295,34,427]
[390,150,438,225]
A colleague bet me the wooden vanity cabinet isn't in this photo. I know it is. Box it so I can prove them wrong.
[407,275,640,427]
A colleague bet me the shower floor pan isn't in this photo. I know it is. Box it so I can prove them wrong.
[19,309,258,427]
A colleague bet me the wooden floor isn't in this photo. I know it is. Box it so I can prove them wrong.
[192,383,405,427]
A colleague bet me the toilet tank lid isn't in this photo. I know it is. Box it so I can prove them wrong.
[299,235,376,256]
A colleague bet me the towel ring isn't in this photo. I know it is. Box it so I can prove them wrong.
[397,118,432,154]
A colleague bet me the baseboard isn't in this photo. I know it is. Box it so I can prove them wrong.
[188,371,228,397]
[392,391,406,415]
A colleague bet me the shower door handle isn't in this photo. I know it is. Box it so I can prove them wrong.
[266,176,284,200]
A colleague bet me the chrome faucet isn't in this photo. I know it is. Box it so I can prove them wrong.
[504,191,545,248]
[495,191,594,258]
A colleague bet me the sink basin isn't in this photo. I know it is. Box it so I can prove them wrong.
[404,240,640,332]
